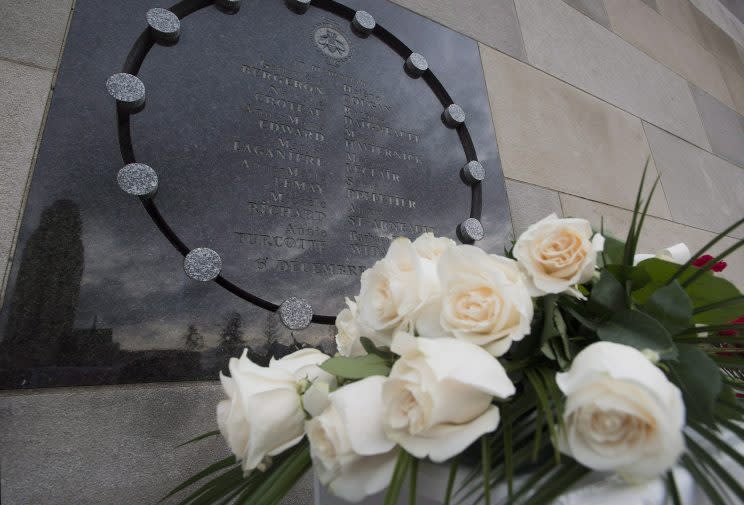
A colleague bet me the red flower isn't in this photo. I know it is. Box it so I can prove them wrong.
[693,254,714,267]
[719,315,744,337]
[712,261,728,272]
[692,254,727,272]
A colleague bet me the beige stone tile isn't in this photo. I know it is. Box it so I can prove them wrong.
[514,0,711,150]
[721,0,744,25]
[0,0,73,70]
[690,0,744,48]
[689,83,744,169]
[0,60,52,298]
[0,382,312,505]
[657,0,707,44]
[389,0,525,60]
[560,193,744,287]
[692,3,744,77]
[505,179,564,237]
[720,60,744,116]
[644,122,744,239]
[605,0,735,109]
[562,0,611,29]
[481,45,671,218]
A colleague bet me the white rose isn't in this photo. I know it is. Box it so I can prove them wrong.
[633,243,691,266]
[413,232,456,261]
[556,342,685,480]
[513,214,604,297]
[269,348,336,387]
[382,333,515,462]
[217,349,334,472]
[356,237,439,342]
[416,245,533,357]
[306,376,398,502]
[335,298,369,357]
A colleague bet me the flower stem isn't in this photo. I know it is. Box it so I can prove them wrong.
[408,458,418,505]
[482,436,492,505]
[443,459,459,505]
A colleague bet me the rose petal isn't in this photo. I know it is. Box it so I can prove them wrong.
[393,405,501,462]
[332,376,395,455]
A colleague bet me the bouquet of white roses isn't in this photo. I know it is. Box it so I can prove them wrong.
[166,169,744,505]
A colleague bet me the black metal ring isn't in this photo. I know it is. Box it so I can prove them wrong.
[114,0,483,324]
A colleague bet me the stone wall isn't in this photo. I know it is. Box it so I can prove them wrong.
[2,0,744,503]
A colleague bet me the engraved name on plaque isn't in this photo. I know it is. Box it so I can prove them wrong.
[0,0,511,388]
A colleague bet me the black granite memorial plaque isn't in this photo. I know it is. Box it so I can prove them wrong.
[0,0,512,389]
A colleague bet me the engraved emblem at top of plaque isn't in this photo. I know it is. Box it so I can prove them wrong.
[313,25,351,60]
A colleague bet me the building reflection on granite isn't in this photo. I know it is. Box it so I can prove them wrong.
[0,200,329,389]
[2,199,85,369]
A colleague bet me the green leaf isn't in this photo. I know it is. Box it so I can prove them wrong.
[666,471,682,505]
[518,461,590,505]
[681,239,744,288]
[630,175,662,272]
[320,354,391,380]
[540,295,560,340]
[677,323,744,336]
[161,455,237,502]
[539,295,572,366]
[482,436,493,505]
[643,281,693,334]
[601,235,625,266]
[525,369,561,464]
[633,258,744,324]
[590,270,626,313]
[694,295,744,316]
[502,415,513,500]
[604,264,651,290]
[249,443,311,505]
[539,368,566,436]
[175,466,244,505]
[553,308,571,360]
[176,429,221,448]
[502,460,556,505]
[532,406,545,462]
[559,299,600,331]
[669,344,722,424]
[681,454,727,505]
[623,158,650,268]
[668,216,744,285]
[686,434,744,503]
[541,339,569,369]
[359,337,393,358]
[596,308,677,359]
[690,422,744,475]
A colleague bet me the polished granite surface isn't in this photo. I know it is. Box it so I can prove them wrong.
[0,0,510,388]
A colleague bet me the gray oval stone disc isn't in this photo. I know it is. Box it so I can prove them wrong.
[279,297,313,330]
[443,103,466,127]
[216,0,241,12]
[184,248,222,282]
[458,218,484,243]
[117,163,158,196]
[146,8,180,42]
[106,73,145,110]
[461,160,486,184]
[352,10,375,34]
[287,0,311,12]
[405,52,428,77]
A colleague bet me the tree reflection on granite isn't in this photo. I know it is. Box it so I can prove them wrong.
[0,200,329,388]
